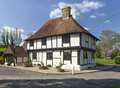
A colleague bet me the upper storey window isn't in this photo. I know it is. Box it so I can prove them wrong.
[42,38,46,45]
[30,41,34,46]
[62,34,70,43]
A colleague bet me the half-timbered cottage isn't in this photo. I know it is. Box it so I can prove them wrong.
[26,7,98,70]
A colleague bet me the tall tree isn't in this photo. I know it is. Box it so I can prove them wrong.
[99,30,120,58]
[1,27,22,46]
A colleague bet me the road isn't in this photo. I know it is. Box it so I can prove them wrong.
[0,66,120,88]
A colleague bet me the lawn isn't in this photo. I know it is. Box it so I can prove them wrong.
[95,58,116,66]
[0,47,7,52]
[110,85,120,88]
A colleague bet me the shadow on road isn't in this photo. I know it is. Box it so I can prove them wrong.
[88,65,120,73]
[0,78,120,88]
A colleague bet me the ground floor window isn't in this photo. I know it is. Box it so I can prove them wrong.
[47,52,53,60]
[63,50,71,60]
[32,52,37,60]
[83,50,88,59]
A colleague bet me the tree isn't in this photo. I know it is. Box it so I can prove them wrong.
[95,42,102,58]
[1,27,22,46]
[99,30,120,58]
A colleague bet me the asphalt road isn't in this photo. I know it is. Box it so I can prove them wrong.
[0,66,120,88]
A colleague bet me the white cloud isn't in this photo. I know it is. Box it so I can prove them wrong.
[104,20,111,23]
[98,13,105,16]
[50,0,104,19]
[19,29,24,33]
[90,15,97,19]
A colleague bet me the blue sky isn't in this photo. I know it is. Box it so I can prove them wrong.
[0,0,120,39]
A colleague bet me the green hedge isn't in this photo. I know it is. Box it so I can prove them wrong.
[0,56,5,65]
[114,56,120,64]
[95,58,116,66]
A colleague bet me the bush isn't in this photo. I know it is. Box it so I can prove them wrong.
[111,49,120,59]
[57,68,65,72]
[47,64,52,67]
[0,57,5,65]
[39,62,48,70]
[114,56,120,64]
[24,59,33,67]
[39,66,48,70]
[56,64,65,72]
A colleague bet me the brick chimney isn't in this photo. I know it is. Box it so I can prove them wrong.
[62,6,71,19]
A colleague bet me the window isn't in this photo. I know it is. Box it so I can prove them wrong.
[42,38,46,45]
[62,34,70,43]
[63,50,71,60]
[83,51,88,59]
[85,40,89,47]
[30,41,34,46]
[47,52,53,60]
[32,52,37,59]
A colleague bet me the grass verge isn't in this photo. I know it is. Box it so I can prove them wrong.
[95,58,116,66]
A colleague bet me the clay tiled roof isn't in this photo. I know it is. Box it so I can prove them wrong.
[26,17,98,40]
[4,46,27,57]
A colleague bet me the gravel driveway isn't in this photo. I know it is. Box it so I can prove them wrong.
[0,66,120,88]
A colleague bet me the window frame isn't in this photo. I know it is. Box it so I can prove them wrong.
[83,51,88,59]
[47,52,53,60]
[62,34,70,43]
[32,52,37,60]
[63,50,71,60]
[41,38,46,45]
[30,41,34,46]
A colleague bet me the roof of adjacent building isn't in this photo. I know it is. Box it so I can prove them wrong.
[4,46,27,57]
[26,7,98,41]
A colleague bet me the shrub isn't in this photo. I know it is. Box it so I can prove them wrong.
[111,49,120,59]
[47,64,52,67]
[39,66,48,70]
[0,57,5,65]
[56,64,65,72]
[114,56,120,64]
[57,68,65,72]
[24,59,33,67]
[39,62,48,70]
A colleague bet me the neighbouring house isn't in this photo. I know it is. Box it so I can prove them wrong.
[4,45,28,66]
[25,7,98,71]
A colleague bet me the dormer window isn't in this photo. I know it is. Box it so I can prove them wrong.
[30,41,34,46]
[42,38,46,45]
[62,34,70,43]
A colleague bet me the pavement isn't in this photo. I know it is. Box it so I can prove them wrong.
[0,65,120,88]
[1,65,116,75]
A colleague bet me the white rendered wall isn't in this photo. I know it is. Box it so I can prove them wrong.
[27,42,29,50]
[52,37,57,48]
[37,52,42,62]
[57,36,62,48]
[47,37,52,48]
[80,50,84,65]
[70,34,80,46]
[42,45,46,49]
[34,40,37,49]
[53,51,61,66]
[42,52,47,65]
[63,43,69,47]
[37,39,41,49]
[72,50,78,65]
